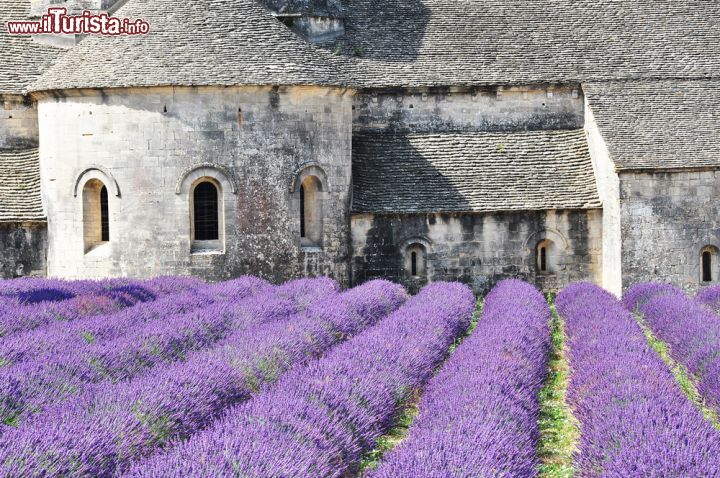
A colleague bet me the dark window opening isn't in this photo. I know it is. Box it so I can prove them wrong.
[411,251,418,276]
[193,182,219,241]
[540,246,547,272]
[100,185,109,242]
[300,184,306,238]
[703,251,713,282]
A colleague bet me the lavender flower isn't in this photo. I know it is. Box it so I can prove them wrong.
[559,282,720,477]
[0,280,404,477]
[622,282,683,312]
[124,282,475,478]
[0,277,336,430]
[641,290,720,410]
[368,279,550,477]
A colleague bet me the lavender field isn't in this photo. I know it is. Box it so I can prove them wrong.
[0,276,719,477]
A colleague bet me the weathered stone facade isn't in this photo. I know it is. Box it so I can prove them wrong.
[38,86,354,284]
[353,86,583,134]
[0,222,47,278]
[1,96,39,150]
[619,170,720,292]
[352,210,602,294]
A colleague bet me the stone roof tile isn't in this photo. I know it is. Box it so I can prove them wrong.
[0,148,44,222]
[352,129,601,213]
[0,0,64,95]
[585,80,720,171]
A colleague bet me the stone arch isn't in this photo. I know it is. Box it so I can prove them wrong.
[175,163,237,196]
[289,162,330,193]
[524,229,570,273]
[400,236,432,278]
[291,163,329,248]
[73,166,120,198]
[523,228,570,251]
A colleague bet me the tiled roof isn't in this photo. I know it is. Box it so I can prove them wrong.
[335,0,720,87]
[27,0,720,92]
[585,80,720,171]
[29,0,350,92]
[0,149,45,222]
[0,0,64,95]
[352,129,601,214]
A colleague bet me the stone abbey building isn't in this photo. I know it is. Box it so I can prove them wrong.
[1,0,719,295]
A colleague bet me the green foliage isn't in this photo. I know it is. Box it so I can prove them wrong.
[80,331,95,344]
[0,357,10,368]
[537,301,580,478]
[636,314,720,430]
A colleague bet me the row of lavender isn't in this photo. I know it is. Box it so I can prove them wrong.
[559,283,720,476]
[369,279,551,477]
[123,282,477,477]
[628,282,720,413]
[0,278,409,476]
[0,276,204,337]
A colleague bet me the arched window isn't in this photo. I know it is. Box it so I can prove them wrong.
[83,179,110,252]
[192,180,220,243]
[536,239,556,274]
[100,186,109,242]
[405,243,427,277]
[299,176,323,247]
[701,246,719,283]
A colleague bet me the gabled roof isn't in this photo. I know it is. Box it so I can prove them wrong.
[585,80,720,171]
[0,0,64,95]
[27,0,720,93]
[0,149,44,222]
[29,0,350,92]
[334,0,720,87]
[352,129,601,214]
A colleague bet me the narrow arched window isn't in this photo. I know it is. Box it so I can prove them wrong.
[536,239,555,274]
[300,184,306,239]
[703,251,712,282]
[701,246,719,283]
[193,181,219,241]
[83,179,110,252]
[299,176,323,247]
[100,186,109,242]
[406,243,427,277]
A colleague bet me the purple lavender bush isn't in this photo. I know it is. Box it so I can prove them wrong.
[559,282,720,477]
[622,282,683,312]
[124,282,475,478]
[696,284,720,313]
[641,290,720,410]
[0,276,204,338]
[0,280,405,477]
[368,279,550,477]
[0,278,336,430]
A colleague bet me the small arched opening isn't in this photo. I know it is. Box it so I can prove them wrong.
[405,243,427,277]
[191,179,222,251]
[536,239,556,274]
[83,179,110,253]
[701,246,719,283]
[299,175,323,247]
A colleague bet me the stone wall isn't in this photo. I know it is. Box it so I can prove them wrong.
[351,209,602,295]
[0,222,47,278]
[620,170,720,291]
[585,96,622,295]
[37,85,354,284]
[353,85,584,133]
[0,95,39,150]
